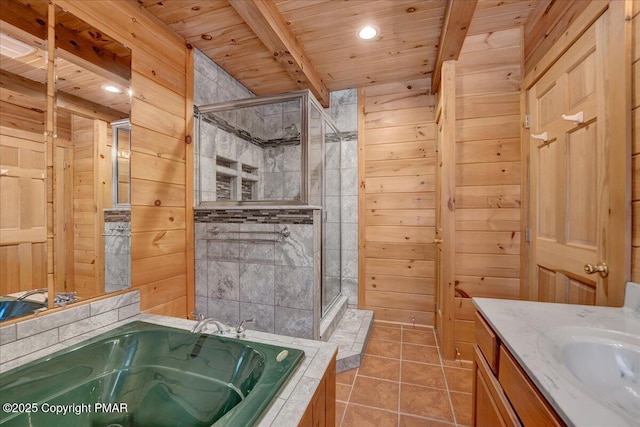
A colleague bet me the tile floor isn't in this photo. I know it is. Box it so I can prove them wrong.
[335,322,473,427]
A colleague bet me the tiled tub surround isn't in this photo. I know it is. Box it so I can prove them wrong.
[0,291,140,372]
[103,212,131,293]
[473,282,640,426]
[0,312,338,427]
[195,208,322,339]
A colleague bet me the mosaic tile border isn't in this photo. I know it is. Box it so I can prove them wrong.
[195,208,315,224]
[104,209,131,222]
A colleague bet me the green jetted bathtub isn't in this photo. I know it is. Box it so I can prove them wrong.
[0,321,304,426]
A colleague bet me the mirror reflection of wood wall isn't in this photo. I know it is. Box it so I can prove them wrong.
[53,5,131,300]
[0,0,131,317]
[0,1,48,298]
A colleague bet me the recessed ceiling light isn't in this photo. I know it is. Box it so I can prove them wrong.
[103,85,122,94]
[358,25,378,40]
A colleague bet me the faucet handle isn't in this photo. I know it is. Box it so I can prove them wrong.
[236,319,256,334]
[191,311,205,321]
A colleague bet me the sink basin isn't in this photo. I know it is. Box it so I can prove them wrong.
[538,327,640,422]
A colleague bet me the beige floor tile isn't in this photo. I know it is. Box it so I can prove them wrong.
[359,354,401,382]
[336,401,347,426]
[444,367,473,393]
[342,403,398,427]
[366,339,402,359]
[400,383,454,422]
[337,368,358,385]
[399,414,455,427]
[403,329,437,346]
[402,343,441,364]
[450,392,472,426]
[337,383,352,402]
[370,325,403,342]
[349,376,400,412]
[401,361,446,389]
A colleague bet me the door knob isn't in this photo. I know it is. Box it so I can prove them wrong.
[433,238,443,245]
[584,262,608,278]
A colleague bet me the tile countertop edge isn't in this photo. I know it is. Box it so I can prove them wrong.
[472,286,640,427]
[1,313,338,427]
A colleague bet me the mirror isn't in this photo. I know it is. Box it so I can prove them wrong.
[111,119,131,206]
[0,1,132,322]
[53,6,132,300]
[0,1,49,320]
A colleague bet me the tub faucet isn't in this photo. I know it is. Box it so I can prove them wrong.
[16,288,48,301]
[190,311,230,334]
[235,319,256,338]
[54,292,77,307]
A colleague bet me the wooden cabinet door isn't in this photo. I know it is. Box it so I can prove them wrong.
[473,346,520,427]
[527,8,629,306]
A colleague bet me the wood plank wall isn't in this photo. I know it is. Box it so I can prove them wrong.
[523,0,592,74]
[632,2,640,282]
[71,115,100,298]
[55,0,190,317]
[453,28,523,359]
[360,78,437,326]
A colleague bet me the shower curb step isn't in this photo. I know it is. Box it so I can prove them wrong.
[325,308,374,373]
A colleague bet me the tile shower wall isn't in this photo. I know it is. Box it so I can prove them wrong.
[194,211,321,339]
[199,120,266,202]
[327,90,359,307]
[195,50,303,203]
[194,49,359,318]
[103,211,131,293]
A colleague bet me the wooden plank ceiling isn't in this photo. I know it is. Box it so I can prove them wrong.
[143,0,538,101]
[1,0,131,119]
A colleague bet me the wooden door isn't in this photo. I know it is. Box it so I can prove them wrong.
[435,108,444,345]
[434,61,456,357]
[0,127,47,295]
[528,8,628,306]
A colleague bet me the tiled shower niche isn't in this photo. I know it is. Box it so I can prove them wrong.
[196,98,303,204]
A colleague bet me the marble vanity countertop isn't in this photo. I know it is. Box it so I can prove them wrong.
[473,282,640,427]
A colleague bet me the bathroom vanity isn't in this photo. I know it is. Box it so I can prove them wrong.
[472,283,640,426]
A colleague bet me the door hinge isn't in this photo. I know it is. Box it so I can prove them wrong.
[435,140,439,153]
[524,115,531,129]
[525,228,531,242]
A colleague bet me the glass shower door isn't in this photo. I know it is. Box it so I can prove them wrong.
[322,116,342,316]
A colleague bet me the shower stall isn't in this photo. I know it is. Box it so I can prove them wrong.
[193,90,343,339]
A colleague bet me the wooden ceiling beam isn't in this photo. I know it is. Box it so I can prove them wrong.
[431,0,478,94]
[228,0,330,107]
[0,69,127,123]
[1,0,131,86]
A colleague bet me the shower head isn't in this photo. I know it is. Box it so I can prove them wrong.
[284,123,299,137]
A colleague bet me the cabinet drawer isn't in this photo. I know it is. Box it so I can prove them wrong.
[498,346,564,427]
[475,312,498,374]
